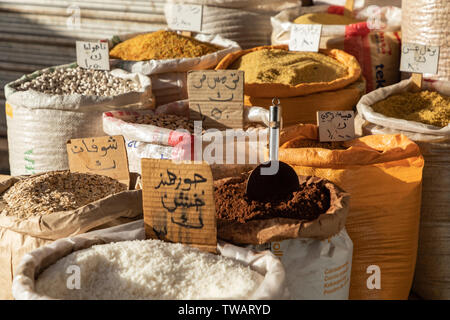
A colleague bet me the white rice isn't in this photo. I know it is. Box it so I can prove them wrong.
[35,239,264,300]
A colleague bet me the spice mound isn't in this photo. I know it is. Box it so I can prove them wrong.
[35,239,264,300]
[230,49,348,85]
[14,67,141,96]
[110,30,221,61]
[128,113,195,132]
[293,13,362,25]
[371,90,450,127]
[215,174,330,223]
[1,171,127,220]
[281,138,347,150]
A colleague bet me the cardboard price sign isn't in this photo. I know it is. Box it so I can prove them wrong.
[67,135,130,187]
[317,111,355,142]
[76,40,110,71]
[289,24,322,52]
[141,159,217,253]
[165,3,203,32]
[187,70,244,130]
[400,43,440,75]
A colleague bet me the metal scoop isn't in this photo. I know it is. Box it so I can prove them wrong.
[246,98,300,201]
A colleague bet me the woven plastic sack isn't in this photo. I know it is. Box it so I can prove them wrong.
[4,63,153,176]
[357,78,450,300]
[0,173,143,300]
[103,100,270,179]
[313,0,401,9]
[271,5,402,92]
[12,220,290,300]
[278,124,424,300]
[216,45,361,98]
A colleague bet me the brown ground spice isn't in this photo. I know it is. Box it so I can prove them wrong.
[214,174,330,223]
[281,138,347,149]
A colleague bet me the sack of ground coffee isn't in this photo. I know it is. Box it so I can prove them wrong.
[214,174,353,299]
[0,172,143,300]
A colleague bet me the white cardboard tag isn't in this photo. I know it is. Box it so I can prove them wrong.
[165,4,203,32]
[400,43,440,75]
[289,24,322,52]
[76,40,110,71]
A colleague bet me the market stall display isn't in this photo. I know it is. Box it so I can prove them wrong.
[215,45,364,126]
[0,171,142,300]
[5,64,153,176]
[12,220,289,300]
[271,5,402,92]
[357,78,450,300]
[277,124,424,300]
[109,31,240,106]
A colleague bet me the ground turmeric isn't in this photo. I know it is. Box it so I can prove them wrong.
[109,30,221,61]
[230,49,348,86]
[281,138,347,149]
[293,13,362,25]
[371,91,450,127]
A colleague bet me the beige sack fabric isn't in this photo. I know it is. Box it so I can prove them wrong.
[215,175,350,245]
[0,174,143,300]
[12,220,290,300]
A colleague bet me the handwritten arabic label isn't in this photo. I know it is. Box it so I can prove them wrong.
[141,159,217,253]
[187,70,244,130]
[66,135,130,187]
[289,24,322,52]
[76,40,110,71]
[400,43,440,75]
[317,111,355,142]
[165,3,203,32]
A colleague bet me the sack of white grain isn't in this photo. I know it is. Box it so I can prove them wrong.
[4,63,153,176]
[103,100,270,180]
[109,31,240,106]
[165,0,300,49]
[0,171,143,300]
[357,78,450,300]
[402,0,449,81]
[12,220,289,300]
[271,4,402,92]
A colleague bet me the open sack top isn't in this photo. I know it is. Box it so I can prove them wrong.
[215,175,350,245]
[109,31,241,75]
[0,173,142,240]
[12,220,289,300]
[215,45,361,98]
[277,124,424,168]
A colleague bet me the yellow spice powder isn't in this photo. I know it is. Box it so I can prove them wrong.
[371,91,450,127]
[109,30,221,61]
[230,49,348,86]
[293,13,362,25]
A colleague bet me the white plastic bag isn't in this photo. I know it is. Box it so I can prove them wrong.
[250,228,353,300]
[12,220,290,300]
[5,63,153,176]
[357,78,450,300]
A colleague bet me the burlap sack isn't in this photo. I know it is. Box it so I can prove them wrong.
[215,175,350,245]
[0,173,143,300]
[215,45,361,98]
[12,220,290,300]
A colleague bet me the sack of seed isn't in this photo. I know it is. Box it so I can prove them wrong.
[214,174,353,300]
[4,63,154,176]
[12,220,289,300]
[103,100,270,179]
[0,171,143,300]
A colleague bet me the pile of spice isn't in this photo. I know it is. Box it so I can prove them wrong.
[109,30,221,61]
[35,239,264,300]
[281,138,347,149]
[293,13,362,25]
[371,91,450,127]
[230,49,348,85]
[128,114,195,132]
[214,174,330,223]
[1,171,127,220]
[13,67,141,96]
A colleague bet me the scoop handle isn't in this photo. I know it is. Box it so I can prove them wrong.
[269,99,281,162]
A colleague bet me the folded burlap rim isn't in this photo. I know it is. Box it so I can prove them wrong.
[214,175,350,245]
